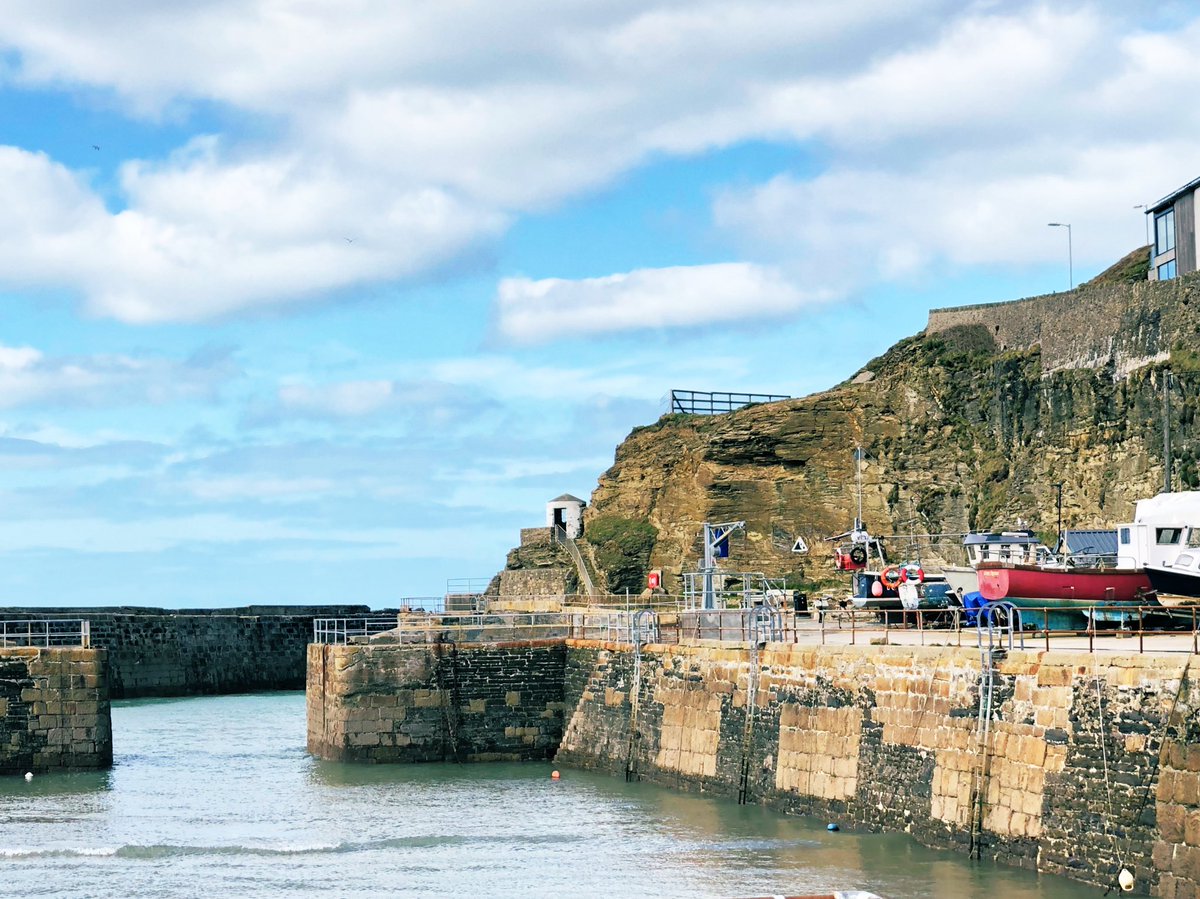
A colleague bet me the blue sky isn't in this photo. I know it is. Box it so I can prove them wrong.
[1,1,1198,607]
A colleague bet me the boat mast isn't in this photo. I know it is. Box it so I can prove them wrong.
[854,444,864,532]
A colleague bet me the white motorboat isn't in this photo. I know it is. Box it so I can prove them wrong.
[1118,491,1200,598]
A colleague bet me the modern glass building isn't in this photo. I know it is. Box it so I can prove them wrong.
[1148,175,1199,281]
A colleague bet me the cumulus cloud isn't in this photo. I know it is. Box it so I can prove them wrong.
[495,263,829,344]
[0,143,506,322]
[0,2,1198,324]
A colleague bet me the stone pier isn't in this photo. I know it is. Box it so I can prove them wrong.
[0,647,112,773]
[307,639,566,763]
[305,634,1200,896]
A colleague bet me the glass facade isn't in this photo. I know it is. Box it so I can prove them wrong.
[1156,208,1176,255]
[1159,259,1177,280]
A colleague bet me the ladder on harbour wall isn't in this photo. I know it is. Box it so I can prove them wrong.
[551,525,597,596]
[433,638,463,763]
[624,610,657,782]
[736,605,778,804]
[968,603,1023,857]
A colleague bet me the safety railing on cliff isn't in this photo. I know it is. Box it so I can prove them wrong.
[550,525,597,596]
[668,389,791,415]
[0,619,91,648]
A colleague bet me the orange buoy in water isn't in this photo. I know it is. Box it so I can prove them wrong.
[551,770,561,779]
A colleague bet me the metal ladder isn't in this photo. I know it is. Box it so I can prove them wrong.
[968,602,1021,856]
[737,602,781,804]
[434,637,463,763]
[624,610,657,782]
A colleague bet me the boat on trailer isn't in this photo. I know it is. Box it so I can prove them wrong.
[947,527,1158,629]
[1118,490,1200,599]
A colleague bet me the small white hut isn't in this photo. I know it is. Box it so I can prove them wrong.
[546,494,586,539]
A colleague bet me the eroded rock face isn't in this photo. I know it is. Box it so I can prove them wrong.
[576,275,1200,593]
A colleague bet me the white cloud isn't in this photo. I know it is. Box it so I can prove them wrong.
[278,380,396,419]
[495,263,829,344]
[0,2,1198,323]
[0,143,506,323]
[0,339,232,408]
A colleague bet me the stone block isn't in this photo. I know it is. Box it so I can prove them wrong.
[1162,804,1188,846]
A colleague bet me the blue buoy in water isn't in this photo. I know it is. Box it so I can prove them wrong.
[827,823,840,832]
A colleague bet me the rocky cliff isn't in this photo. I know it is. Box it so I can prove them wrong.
[569,261,1200,594]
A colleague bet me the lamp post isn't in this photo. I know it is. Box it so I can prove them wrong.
[1048,223,1073,289]
[1134,205,1150,248]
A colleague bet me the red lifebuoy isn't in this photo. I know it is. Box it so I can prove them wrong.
[880,567,901,589]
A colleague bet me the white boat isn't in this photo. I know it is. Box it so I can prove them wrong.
[1117,491,1200,598]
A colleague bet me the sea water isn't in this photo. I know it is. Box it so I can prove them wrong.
[0,692,1104,898]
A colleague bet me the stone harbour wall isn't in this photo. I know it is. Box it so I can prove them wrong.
[924,276,1199,376]
[0,647,112,774]
[1,605,372,698]
[557,640,1200,898]
[307,639,566,763]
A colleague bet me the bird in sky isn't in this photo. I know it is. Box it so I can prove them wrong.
[344,237,355,244]
[91,144,100,151]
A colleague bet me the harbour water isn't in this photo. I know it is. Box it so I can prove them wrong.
[0,692,1102,898]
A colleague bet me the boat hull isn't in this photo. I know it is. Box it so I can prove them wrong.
[976,563,1154,603]
[942,565,978,596]
[1145,565,1200,599]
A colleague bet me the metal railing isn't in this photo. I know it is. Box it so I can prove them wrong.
[397,596,445,613]
[550,525,596,596]
[669,389,790,415]
[312,602,1200,655]
[681,572,788,610]
[445,578,491,595]
[313,617,400,645]
[0,619,91,648]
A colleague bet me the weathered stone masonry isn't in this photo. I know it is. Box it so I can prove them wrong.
[2,605,371,698]
[307,639,566,763]
[304,634,1200,896]
[558,640,1200,898]
[0,647,112,774]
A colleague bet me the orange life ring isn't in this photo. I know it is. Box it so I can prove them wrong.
[880,566,902,589]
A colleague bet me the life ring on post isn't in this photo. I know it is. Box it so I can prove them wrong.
[880,566,902,590]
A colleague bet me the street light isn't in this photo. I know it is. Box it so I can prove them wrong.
[1134,205,1150,248]
[1048,223,1073,289]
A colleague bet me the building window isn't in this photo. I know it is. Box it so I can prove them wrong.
[1159,259,1177,280]
[1156,208,1175,255]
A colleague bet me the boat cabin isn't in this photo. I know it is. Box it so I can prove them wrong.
[962,530,1054,567]
[1119,491,1200,572]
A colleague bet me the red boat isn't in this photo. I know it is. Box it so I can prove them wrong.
[976,561,1154,603]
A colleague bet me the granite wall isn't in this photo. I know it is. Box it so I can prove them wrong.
[1,605,372,698]
[558,639,1199,898]
[307,639,566,763]
[0,647,112,774]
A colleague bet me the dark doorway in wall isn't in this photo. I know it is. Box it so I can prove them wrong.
[553,507,567,529]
